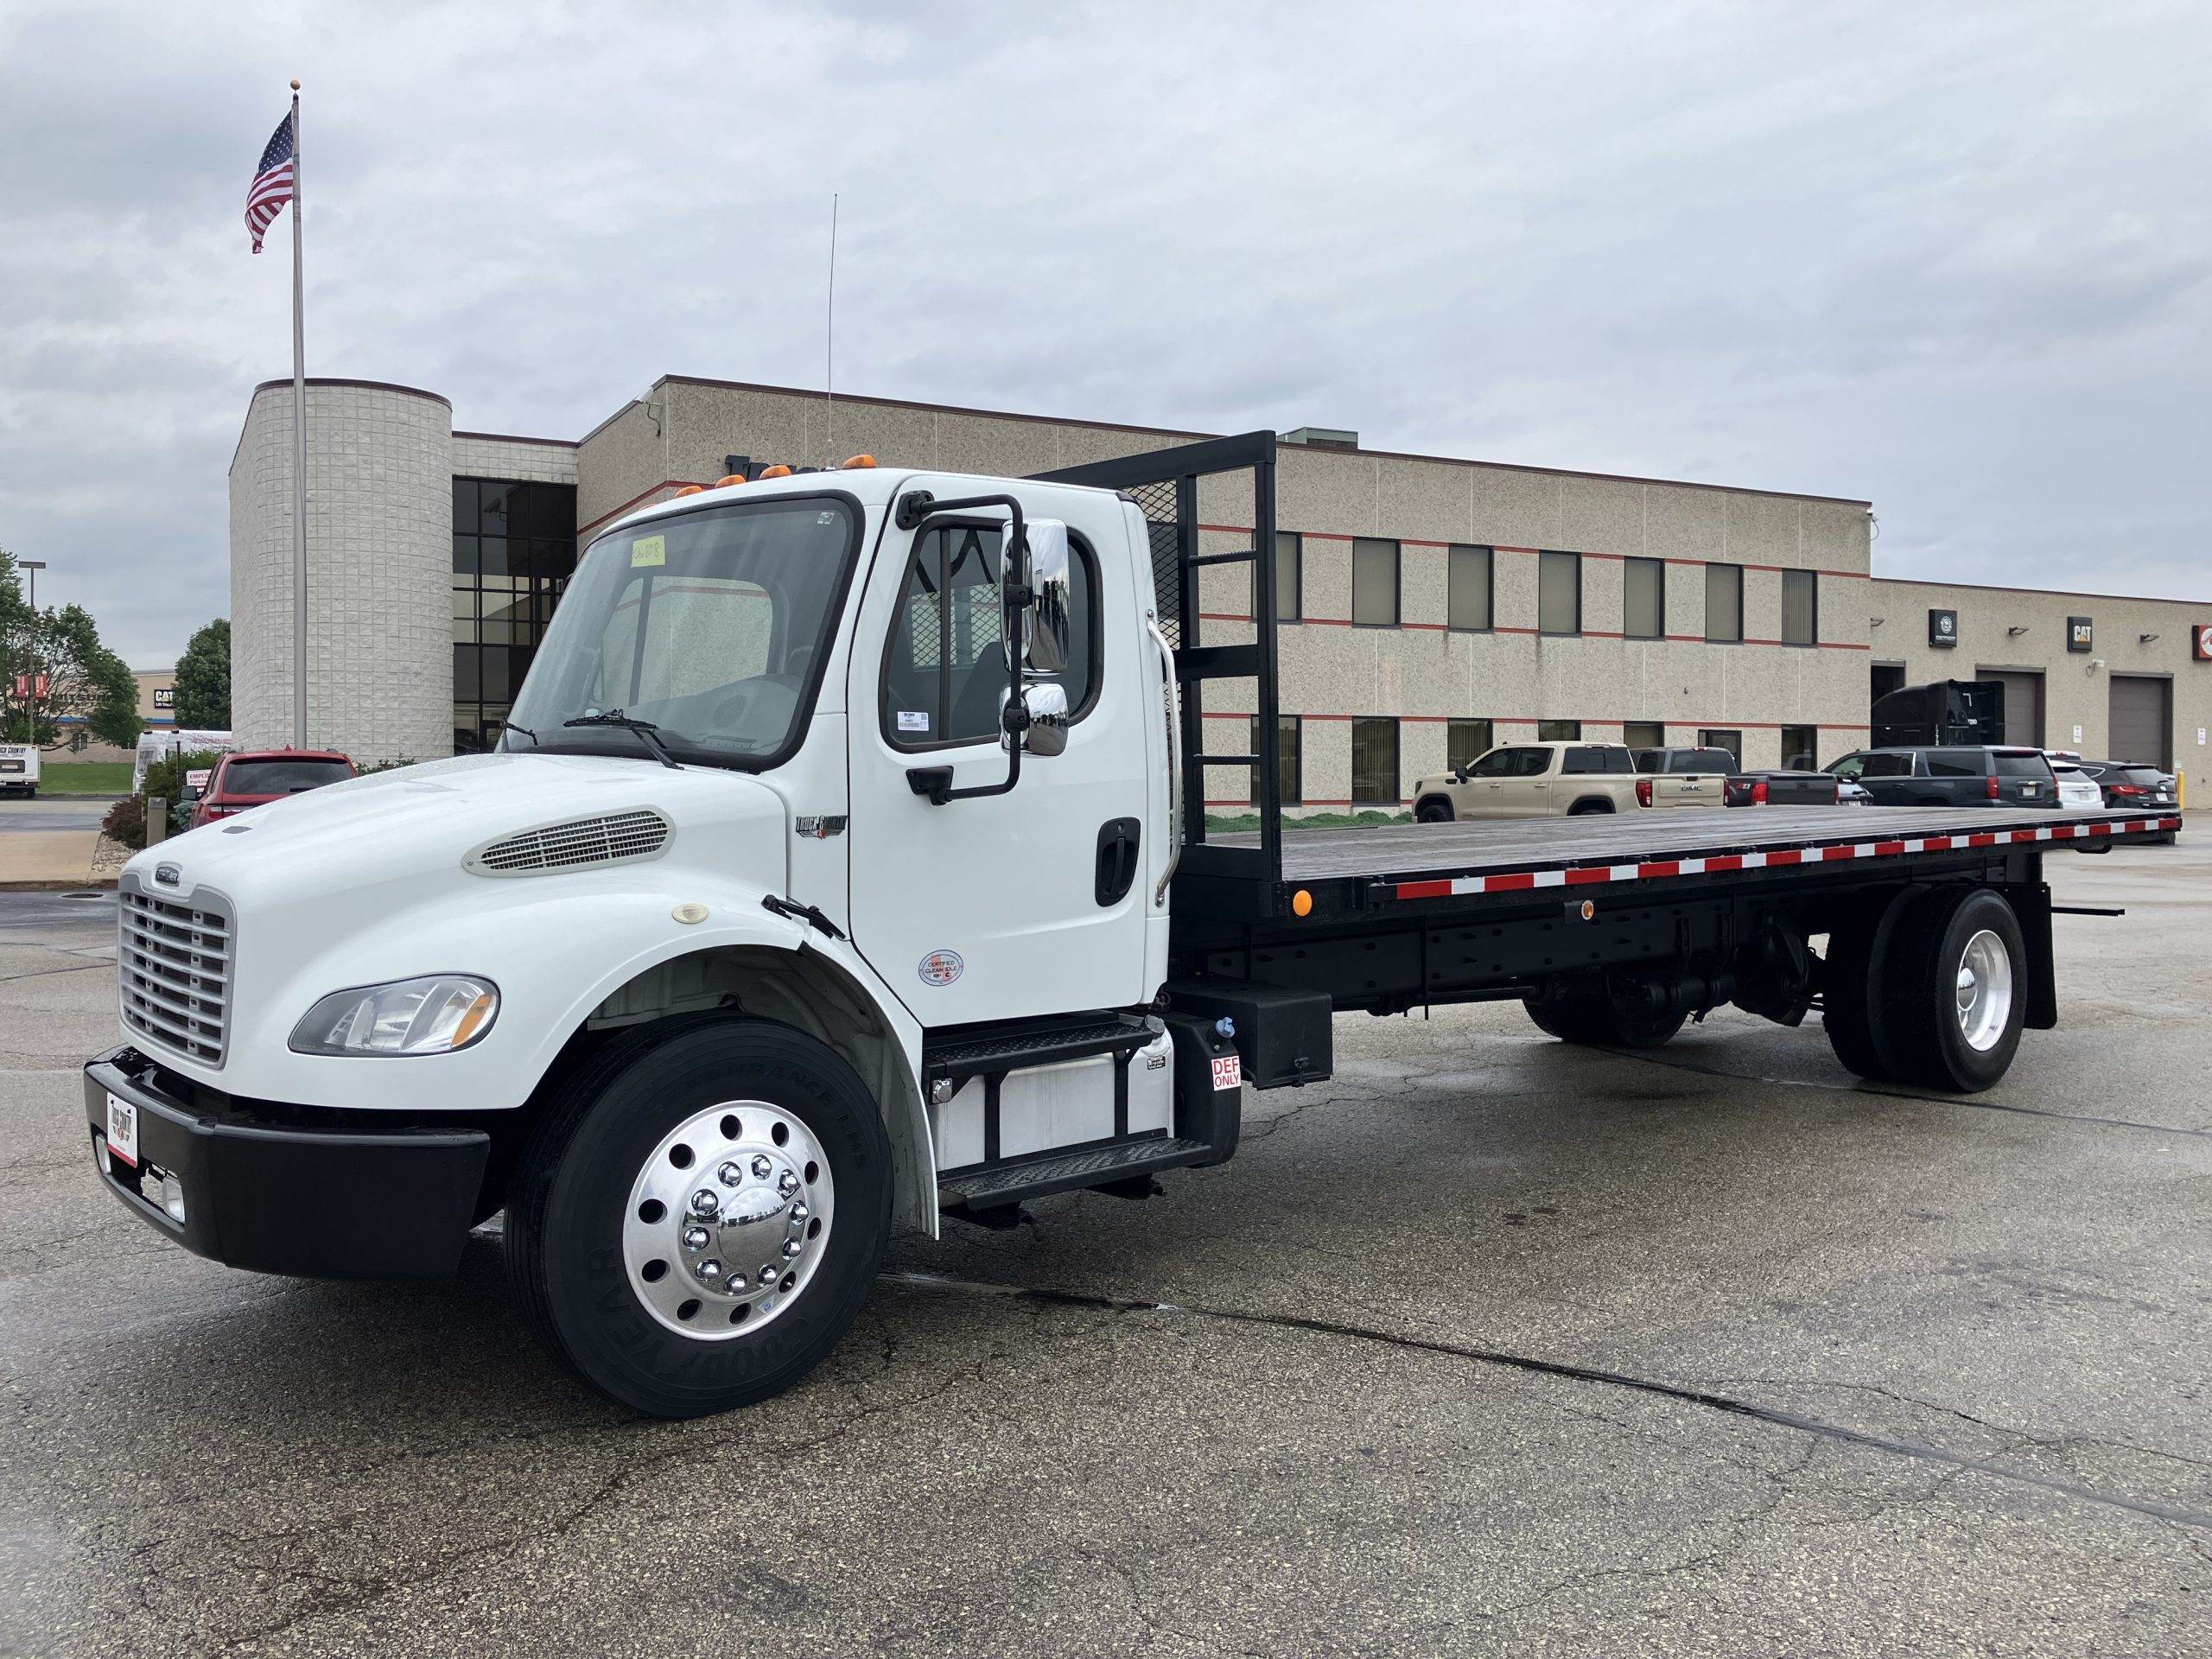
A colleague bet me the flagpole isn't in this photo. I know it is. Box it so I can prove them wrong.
[288,79,308,749]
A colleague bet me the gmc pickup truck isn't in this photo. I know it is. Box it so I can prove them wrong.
[83,432,2178,1418]
[1414,741,1725,820]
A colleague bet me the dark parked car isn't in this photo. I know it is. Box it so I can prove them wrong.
[1824,747,2056,808]
[2074,761,2177,811]
[1634,747,1840,808]
[188,749,357,829]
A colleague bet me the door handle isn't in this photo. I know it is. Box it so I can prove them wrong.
[1096,817,1142,906]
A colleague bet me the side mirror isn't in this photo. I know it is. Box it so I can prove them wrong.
[1020,682,1069,756]
[1020,519,1072,677]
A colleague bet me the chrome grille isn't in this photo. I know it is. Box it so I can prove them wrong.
[118,880,232,1066]
[467,809,671,876]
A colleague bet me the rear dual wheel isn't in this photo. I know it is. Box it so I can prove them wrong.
[1824,888,2024,1092]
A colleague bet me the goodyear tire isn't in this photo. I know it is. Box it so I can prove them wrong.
[506,1015,890,1417]
[1820,886,1923,1083]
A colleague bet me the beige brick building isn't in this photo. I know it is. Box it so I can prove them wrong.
[230,375,2212,787]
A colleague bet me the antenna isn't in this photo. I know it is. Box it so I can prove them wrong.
[824,193,838,465]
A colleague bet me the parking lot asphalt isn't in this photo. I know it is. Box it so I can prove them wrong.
[3,842,2209,1656]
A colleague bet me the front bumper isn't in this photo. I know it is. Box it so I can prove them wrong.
[83,1046,490,1279]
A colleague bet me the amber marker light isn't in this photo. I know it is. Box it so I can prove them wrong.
[757,464,794,479]
[1291,889,1314,918]
[712,474,748,489]
[450,992,498,1049]
[842,454,878,469]
[672,484,705,497]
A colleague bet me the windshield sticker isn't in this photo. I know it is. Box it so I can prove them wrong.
[897,710,930,733]
[631,534,666,568]
[918,950,963,987]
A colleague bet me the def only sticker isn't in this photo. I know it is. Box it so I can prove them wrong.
[917,950,963,987]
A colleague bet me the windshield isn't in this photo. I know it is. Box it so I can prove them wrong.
[221,759,353,794]
[504,495,859,768]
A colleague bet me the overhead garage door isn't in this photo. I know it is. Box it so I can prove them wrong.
[1979,669,2044,748]
[2108,675,2171,768]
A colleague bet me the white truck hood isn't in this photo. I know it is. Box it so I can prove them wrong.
[118,753,801,1109]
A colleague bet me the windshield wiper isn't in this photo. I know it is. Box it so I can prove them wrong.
[563,711,683,771]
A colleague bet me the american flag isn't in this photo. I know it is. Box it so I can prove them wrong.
[245,112,296,254]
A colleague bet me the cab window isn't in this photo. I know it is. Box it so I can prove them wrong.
[1467,748,1516,778]
[881,522,1096,751]
[1507,747,1554,777]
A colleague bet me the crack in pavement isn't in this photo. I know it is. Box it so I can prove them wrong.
[879,1270,2212,1533]
[1594,1043,2212,1139]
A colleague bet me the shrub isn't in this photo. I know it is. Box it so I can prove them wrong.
[101,795,147,849]
[140,749,227,805]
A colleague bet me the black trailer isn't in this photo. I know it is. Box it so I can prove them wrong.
[1041,435,2179,1097]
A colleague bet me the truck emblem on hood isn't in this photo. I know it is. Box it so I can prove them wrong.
[153,862,181,887]
[917,950,963,987]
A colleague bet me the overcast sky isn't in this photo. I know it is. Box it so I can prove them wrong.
[2,0,2206,667]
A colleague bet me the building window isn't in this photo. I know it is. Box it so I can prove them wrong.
[1275,532,1301,622]
[1624,557,1664,639]
[1249,715,1301,804]
[1700,728,1744,766]
[1781,724,1818,770]
[1624,721,1665,751]
[454,477,577,753]
[1351,538,1399,626]
[1782,569,1818,645]
[1537,719,1581,741]
[1538,551,1580,635]
[1447,718,1493,772]
[1705,563,1743,643]
[1351,718,1398,804]
[1448,545,1492,631]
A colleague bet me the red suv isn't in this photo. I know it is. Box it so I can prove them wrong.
[188,749,357,828]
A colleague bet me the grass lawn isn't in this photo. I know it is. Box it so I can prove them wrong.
[35,762,135,795]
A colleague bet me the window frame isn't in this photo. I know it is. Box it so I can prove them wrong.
[1249,714,1301,804]
[1350,716,1400,804]
[1704,563,1744,645]
[1351,538,1401,628]
[878,515,1105,754]
[1623,720,1665,752]
[1536,718,1581,741]
[1448,544,1494,632]
[1781,569,1818,647]
[1447,717,1493,772]
[1537,550,1582,637]
[1623,556,1665,640]
[1698,728,1745,766]
[1274,531,1302,623]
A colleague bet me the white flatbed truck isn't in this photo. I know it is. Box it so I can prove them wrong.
[83,434,2181,1416]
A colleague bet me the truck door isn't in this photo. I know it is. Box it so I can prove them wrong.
[1494,747,1555,816]
[1458,747,1515,817]
[845,488,1151,1026]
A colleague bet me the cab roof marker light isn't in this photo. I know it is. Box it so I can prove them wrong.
[842,454,877,469]
[672,484,705,497]
[712,474,747,489]
[756,464,793,479]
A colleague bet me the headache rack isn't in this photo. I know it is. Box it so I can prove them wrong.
[1037,431,1286,920]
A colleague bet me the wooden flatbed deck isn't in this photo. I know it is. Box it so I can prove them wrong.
[1221,805,2176,885]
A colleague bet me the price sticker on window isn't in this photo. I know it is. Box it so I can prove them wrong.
[631,534,666,568]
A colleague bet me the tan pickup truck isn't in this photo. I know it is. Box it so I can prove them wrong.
[1411,741,1729,821]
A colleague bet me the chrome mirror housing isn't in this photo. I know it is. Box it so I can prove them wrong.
[1017,681,1069,757]
[1020,519,1071,678]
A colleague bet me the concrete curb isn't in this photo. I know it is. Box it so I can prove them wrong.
[0,879,118,893]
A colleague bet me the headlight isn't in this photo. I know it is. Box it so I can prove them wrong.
[289,976,499,1057]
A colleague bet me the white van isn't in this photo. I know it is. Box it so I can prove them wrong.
[132,729,237,796]
[0,743,38,798]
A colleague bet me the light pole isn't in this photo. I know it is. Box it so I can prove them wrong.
[16,560,44,745]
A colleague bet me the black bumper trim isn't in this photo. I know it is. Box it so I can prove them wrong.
[83,1046,491,1280]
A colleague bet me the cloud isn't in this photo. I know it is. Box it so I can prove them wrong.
[0,0,2207,666]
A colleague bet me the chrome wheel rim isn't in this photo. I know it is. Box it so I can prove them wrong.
[621,1100,834,1340]
[1954,929,2013,1052]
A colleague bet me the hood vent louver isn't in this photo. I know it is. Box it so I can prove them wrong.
[467,809,672,877]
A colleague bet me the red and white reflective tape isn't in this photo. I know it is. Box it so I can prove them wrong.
[1390,816,2181,902]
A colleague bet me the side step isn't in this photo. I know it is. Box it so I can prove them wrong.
[938,1135,1215,1211]
[923,1013,1156,1090]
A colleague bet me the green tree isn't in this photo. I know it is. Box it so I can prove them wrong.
[0,548,143,749]
[173,618,231,728]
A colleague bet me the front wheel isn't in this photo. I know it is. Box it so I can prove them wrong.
[506,1016,891,1417]
[1415,797,1454,823]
